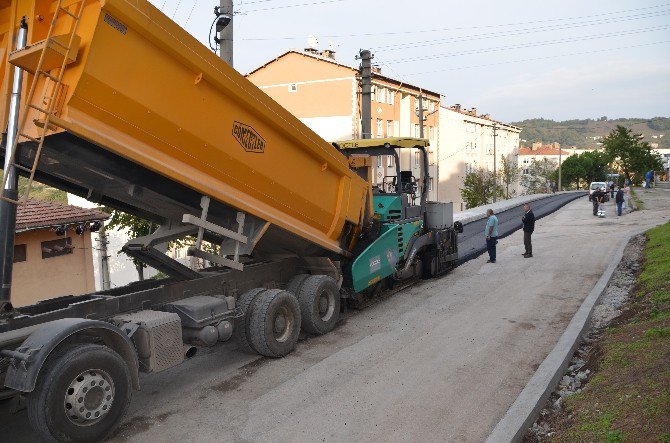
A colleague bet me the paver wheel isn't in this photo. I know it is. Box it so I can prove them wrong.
[297,275,340,335]
[26,344,132,443]
[249,289,301,358]
[235,288,267,353]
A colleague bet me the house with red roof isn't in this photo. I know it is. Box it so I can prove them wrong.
[11,199,109,307]
[518,142,572,175]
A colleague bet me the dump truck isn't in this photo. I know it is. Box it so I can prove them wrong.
[0,0,462,440]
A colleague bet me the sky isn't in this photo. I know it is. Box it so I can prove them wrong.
[149,0,670,123]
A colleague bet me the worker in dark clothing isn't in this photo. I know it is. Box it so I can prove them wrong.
[522,203,535,258]
[615,186,625,216]
[592,187,603,216]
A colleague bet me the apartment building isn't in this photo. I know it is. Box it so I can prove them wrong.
[518,142,572,174]
[438,105,521,209]
[246,49,441,201]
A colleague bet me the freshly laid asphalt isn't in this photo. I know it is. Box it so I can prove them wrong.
[1,190,669,442]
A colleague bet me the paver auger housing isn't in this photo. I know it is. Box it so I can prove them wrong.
[0,0,462,440]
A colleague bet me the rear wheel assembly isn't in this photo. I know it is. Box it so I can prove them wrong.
[249,289,301,357]
[235,287,268,353]
[296,275,340,335]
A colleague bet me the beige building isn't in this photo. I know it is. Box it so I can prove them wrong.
[438,105,521,209]
[518,142,572,175]
[11,200,108,307]
[247,49,441,201]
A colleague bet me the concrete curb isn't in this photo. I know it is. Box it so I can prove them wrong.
[485,227,649,443]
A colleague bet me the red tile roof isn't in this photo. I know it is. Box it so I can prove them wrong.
[16,199,109,232]
[518,146,571,156]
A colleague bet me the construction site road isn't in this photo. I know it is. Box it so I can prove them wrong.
[1,190,669,442]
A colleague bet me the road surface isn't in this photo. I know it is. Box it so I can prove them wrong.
[1,190,669,442]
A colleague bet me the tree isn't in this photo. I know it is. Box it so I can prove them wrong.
[520,158,557,194]
[460,167,501,209]
[103,210,156,281]
[499,154,519,199]
[558,154,587,189]
[602,125,663,184]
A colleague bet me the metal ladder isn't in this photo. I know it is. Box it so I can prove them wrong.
[0,0,86,204]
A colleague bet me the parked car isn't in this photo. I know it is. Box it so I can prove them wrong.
[589,181,610,201]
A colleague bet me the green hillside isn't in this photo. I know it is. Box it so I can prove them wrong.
[0,171,67,203]
[510,117,670,149]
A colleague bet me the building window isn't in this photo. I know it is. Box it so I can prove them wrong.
[377,156,382,167]
[428,101,435,113]
[414,151,421,166]
[387,90,395,105]
[386,120,393,137]
[523,168,529,175]
[41,237,73,259]
[387,155,395,167]
[429,177,434,191]
[414,124,420,137]
[13,244,26,263]
[376,119,383,138]
[288,83,298,93]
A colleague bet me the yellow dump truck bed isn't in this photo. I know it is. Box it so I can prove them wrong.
[0,0,370,257]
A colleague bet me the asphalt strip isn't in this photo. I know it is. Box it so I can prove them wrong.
[485,226,651,443]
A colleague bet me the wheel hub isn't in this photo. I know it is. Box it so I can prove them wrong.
[64,369,114,425]
[273,306,294,342]
[318,290,335,321]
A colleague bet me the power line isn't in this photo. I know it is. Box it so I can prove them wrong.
[373,10,670,52]
[235,0,349,14]
[183,0,198,26]
[384,25,670,64]
[402,40,670,75]
[240,2,670,41]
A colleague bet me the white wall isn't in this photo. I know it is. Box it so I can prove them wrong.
[299,115,355,142]
[67,194,158,290]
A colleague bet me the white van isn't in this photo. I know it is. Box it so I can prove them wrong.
[589,181,609,201]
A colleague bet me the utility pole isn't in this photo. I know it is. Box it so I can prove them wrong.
[0,18,27,311]
[492,123,498,203]
[558,147,562,192]
[358,49,373,139]
[418,95,424,138]
[97,225,111,290]
[218,0,233,66]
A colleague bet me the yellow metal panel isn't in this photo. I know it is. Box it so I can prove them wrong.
[1,0,371,256]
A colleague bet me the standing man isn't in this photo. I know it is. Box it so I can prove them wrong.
[645,170,654,188]
[485,209,499,263]
[592,187,602,216]
[522,203,535,258]
[615,186,624,216]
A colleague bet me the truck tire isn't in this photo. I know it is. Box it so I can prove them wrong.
[297,275,340,335]
[249,289,301,358]
[235,288,267,354]
[26,343,131,443]
[285,273,310,295]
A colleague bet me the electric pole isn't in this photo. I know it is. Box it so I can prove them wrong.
[97,225,111,290]
[418,95,424,138]
[218,0,233,66]
[558,147,562,192]
[358,49,373,139]
[492,123,498,203]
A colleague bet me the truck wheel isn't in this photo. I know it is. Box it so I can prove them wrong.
[26,344,131,443]
[249,289,301,357]
[285,274,310,295]
[297,275,340,335]
[235,288,267,354]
